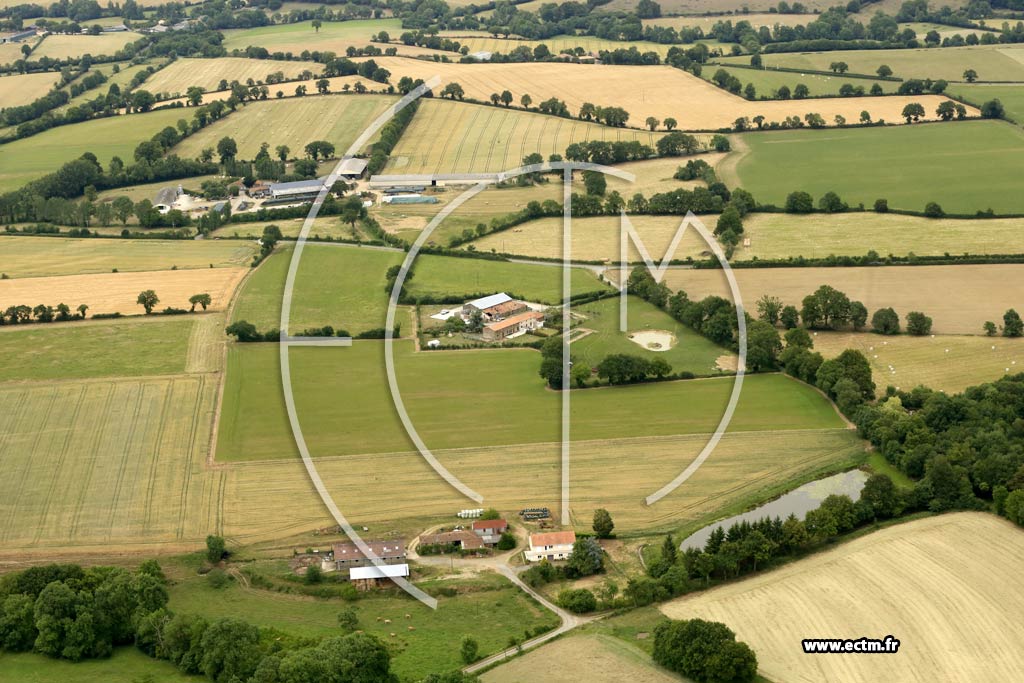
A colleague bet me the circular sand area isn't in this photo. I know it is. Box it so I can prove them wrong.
[628,330,676,351]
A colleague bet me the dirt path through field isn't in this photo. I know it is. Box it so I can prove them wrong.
[715,133,749,188]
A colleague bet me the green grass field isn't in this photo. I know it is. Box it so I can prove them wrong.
[736,212,1024,260]
[166,564,557,681]
[719,44,1024,81]
[387,98,662,175]
[216,340,843,461]
[0,236,255,278]
[32,32,137,60]
[0,108,188,192]
[443,32,688,59]
[732,120,1024,213]
[571,295,731,374]
[0,319,193,381]
[949,83,1024,122]
[174,94,396,161]
[703,65,897,97]
[230,244,608,334]
[220,19,404,54]
[0,648,190,683]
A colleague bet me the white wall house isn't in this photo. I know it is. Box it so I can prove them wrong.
[524,530,576,562]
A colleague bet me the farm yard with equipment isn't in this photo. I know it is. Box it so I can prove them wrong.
[1,0,1023,680]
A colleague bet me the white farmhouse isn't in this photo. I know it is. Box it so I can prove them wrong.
[524,530,576,562]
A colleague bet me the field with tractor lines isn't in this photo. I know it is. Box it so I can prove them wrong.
[662,513,1024,683]
[0,374,225,553]
[483,634,680,683]
[657,263,1024,335]
[0,266,248,317]
[141,57,324,96]
[364,57,967,131]
[386,98,664,175]
[0,235,256,278]
[174,94,396,160]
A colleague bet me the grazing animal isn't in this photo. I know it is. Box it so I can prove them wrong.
[390,632,396,637]
[408,626,415,631]
[405,613,411,619]
[384,619,391,624]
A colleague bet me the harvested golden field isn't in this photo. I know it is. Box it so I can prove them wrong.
[661,513,1024,683]
[736,212,1024,260]
[0,236,256,278]
[174,94,396,160]
[482,635,678,683]
[140,57,324,96]
[0,267,248,315]
[221,427,863,539]
[656,264,1024,335]
[0,375,225,554]
[366,57,969,131]
[641,13,815,31]
[0,71,61,109]
[812,331,1024,394]
[32,32,137,60]
[386,98,666,174]
[469,214,713,261]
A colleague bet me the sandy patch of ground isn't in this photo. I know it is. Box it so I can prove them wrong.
[715,354,738,371]
[628,329,675,351]
[0,267,248,316]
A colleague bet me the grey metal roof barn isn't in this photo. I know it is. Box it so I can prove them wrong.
[269,178,326,199]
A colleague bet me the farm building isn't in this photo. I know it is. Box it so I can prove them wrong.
[337,157,368,180]
[268,178,327,202]
[462,292,512,316]
[332,539,406,569]
[154,185,183,214]
[418,529,484,551]
[472,519,508,545]
[525,530,576,562]
[0,28,37,43]
[482,310,545,342]
[481,299,527,322]
[349,563,410,590]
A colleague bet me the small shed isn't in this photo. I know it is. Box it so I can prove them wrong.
[349,563,410,590]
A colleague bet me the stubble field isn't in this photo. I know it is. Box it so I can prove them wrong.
[363,57,966,131]
[0,266,248,316]
[661,513,1024,683]
[140,57,325,96]
[0,236,256,278]
[31,33,137,60]
[657,263,1024,335]
[0,71,62,109]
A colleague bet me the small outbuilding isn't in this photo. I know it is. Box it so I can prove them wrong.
[349,563,410,590]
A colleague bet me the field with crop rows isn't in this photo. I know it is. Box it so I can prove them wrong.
[484,634,679,683]
[729,120,1024,213]
[658,263,1024,335]
[174,94,396,160]
[662,513,1024,683]
[366,57,965,132]
[387,98,663,174]
[141,57,324,96]
[702,65,898,96]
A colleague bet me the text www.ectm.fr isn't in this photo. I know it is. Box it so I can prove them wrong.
[802,636,901,654]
